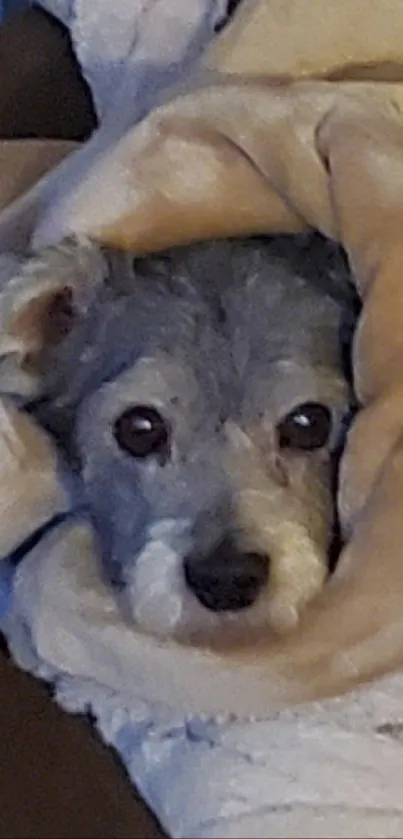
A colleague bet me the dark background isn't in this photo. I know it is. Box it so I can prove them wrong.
[0,642,165,838]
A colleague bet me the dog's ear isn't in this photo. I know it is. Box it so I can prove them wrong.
[0,237,108,400]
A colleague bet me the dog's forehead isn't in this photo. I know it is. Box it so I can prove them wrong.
[227,286,349,424]
[239,359,350,434]
[223,263,344,360]
[38,235,351,422]
[46,301,235,439]
[88,349,228,427]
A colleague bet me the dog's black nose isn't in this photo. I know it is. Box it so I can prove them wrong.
[183,537,269,612]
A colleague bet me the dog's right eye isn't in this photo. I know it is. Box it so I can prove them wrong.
[277,402,332,451]
[113,405,170,460]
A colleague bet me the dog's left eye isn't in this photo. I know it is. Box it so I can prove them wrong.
[113,405,170,459]
[277,402,332,451]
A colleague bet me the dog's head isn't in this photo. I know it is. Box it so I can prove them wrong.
[8,235,354,644]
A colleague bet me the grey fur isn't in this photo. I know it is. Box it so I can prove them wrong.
[24,233,354,639]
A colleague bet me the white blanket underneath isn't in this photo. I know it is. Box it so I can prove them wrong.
[2,518,403,839]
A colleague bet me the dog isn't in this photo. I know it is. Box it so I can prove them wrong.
[7,232,355,645]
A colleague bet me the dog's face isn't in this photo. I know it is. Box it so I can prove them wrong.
[24,236,353,644]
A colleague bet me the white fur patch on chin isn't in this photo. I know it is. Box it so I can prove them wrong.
[125,519,227,638]
[130,539,187,635]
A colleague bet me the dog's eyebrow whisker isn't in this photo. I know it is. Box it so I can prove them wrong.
[224,420,254,450]
[237,488,282,501]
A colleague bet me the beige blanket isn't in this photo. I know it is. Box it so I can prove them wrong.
[3,0,403,715]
